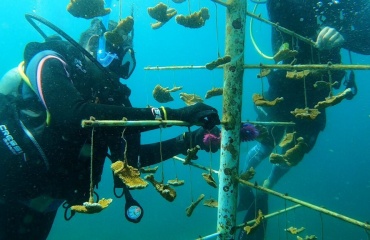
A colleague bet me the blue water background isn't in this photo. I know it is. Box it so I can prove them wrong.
[1,0,369,239]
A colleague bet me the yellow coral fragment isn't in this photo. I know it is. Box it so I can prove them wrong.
[145,174,177,202]
[203,198,218,208]
[279,131,296,148]
[148,3,177,29]
[313,80,338,89]
[180,92,203,106]
[304,235,318,240]
[240,167,255,181]
[202,173,217,188]
[140,166,159,174]
[183,145,201,164]
[253,93,284,107]
[104,16,134,47]
[243,209,264,235]
[111,161,148,189]
[257,69,271,78]
[176,8,210,28]
[67,0,111,19]
[270,137,308,166]
[285,226,305,235]
[291,108,320,120]
[186,194,205,217]
[205,56,231,70]
[273,43,298,62]
[205,87,223,99]
[71,198,112,214]
[286,70,311,79]
[153,84,183,103]
[314,88,351,109]
[167,178,185,186]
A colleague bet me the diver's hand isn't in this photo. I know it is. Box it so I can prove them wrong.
[315,27,345,50]
[166,103,220,130]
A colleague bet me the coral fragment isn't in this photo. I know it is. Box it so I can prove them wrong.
[145,174,177,202]
[206,56,231,70]
[186,194,205,217]
[176,8,210,28]
[67,0,111,19]
[71,198,112,214]
[253,93,284,107]
[203,197,218,208]
[180,92,203,106]
[314,88,351,109]
[111,161,148,189]
[153,84,182,103]
[205,87,223,99]
[202,173,217,188]
[270,137,308,166]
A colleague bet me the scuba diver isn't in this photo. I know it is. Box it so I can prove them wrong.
[238,0,370,239]
[0,13,220,240]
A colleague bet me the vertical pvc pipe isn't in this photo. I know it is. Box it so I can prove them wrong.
[217,0,246,239]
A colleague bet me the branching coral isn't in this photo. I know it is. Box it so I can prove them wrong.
[257,69,271,78]
[243,209,264,235]
[203,198,218,208]
[239,167,255,181]
[285,226,305,235]
[205,87,223,99]
[71,198,112,214]
[167,178,185,186]
[279,131,296,148]
[180,92,203,106]
[104,16,134,47]
[153,84,182,103]
[270,137,308,166]
[202,173,217,188]
[314,88,351,109]
[286,70,311,79]
[205,56,231,70]
[67,0,111,19]
[148,3,177,29]
[291,108,321,120]
[253,93,284,107]
[273,42,298,62]
[176,8,210,28]
[183,145,201,164]
[145,174,177,202]
[111,160,148,189]
[186,194,205,217]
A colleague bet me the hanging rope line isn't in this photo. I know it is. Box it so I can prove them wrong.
[89,127,95,203]
[214,2,221,58]
[159,127,165,183]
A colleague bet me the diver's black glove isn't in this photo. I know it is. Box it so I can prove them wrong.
[166,103,220,130]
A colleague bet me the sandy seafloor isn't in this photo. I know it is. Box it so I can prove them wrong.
[1,0,369,239]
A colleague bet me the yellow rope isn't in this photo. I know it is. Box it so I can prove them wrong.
[249,4,274,60]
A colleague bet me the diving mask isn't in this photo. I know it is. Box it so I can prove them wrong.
[96,37,136,79]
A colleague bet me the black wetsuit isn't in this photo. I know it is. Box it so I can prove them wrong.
[260,0,370,151]
[239,1,370,240]
[0,40,191,240]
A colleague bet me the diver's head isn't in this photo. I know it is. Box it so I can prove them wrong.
[99,39,136,80]
[79,17,136,79]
